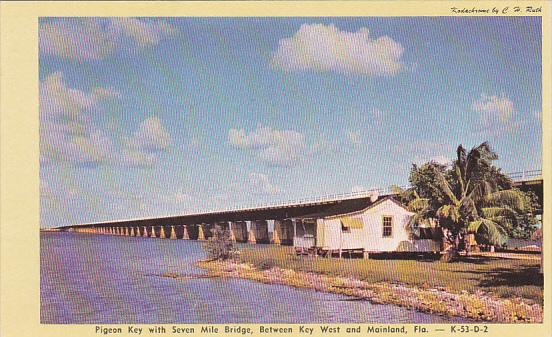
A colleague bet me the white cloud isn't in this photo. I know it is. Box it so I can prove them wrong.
[110,18,178,47]
[41,72,99,127]
[40,72,120,166]
[40,72,171,168]
[120,149,156,168]
[471,93,525,135]
[40,20,116,61]
[124,116,171,152]
[229,126,306,167]
[39,18,178,61]
[249,173,282,195]
[120,116,172,167]
[272,23,404,75]
[472,93,514,123]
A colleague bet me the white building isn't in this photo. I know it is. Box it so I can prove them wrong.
[292,197,442,256]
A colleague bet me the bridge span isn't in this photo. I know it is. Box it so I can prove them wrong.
[53,170,542,244]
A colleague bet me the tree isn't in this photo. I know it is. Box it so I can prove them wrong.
[202,225,237,261]
[406,142,534,261]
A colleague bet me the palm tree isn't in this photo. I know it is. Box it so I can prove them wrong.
[406,142,529,261]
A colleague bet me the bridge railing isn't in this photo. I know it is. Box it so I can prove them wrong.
[207,169,542,214]
[507,169,542,180]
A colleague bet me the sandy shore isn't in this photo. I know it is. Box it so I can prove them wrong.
[196,260,542,323]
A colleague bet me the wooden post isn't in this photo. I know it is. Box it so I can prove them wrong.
[292,219,297,247]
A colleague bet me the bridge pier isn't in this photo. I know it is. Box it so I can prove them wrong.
[272,220,282,245]
[160,226,166,239]
[142,226,148,237]
[227,222,236,242]
[231,221,247,242]
[282,219,294,245]
[197,224,206,241]
[248,221,256,244]
[254,220,269,244]
[217,222,235,242]
[130,227,135,237]
[150,226,157,238]
[181,225,190,240]
[170,226,177,239]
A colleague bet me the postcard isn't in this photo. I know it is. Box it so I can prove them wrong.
[0,1,550,337]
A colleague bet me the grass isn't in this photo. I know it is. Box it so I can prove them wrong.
[238,246,543,304]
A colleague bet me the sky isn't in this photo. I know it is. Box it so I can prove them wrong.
[39,17,542,228]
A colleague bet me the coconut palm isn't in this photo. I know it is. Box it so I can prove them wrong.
[407,142,529,261]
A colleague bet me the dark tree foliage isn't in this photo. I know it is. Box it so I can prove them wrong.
[401,142,538,261]
[203,225,236,261]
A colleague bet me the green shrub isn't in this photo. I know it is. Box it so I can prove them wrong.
[202,226,237,261]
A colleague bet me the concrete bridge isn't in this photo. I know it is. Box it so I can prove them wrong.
[54,170,543,244]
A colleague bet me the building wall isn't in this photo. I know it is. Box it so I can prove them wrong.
[317,199,440,252]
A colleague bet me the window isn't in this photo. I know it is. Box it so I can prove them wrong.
[382,216,393,237]
[341,221,351,233]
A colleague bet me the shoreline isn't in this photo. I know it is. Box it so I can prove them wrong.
[195,259,542,323]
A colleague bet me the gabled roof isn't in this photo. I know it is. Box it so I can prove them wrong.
[293,196,410,220]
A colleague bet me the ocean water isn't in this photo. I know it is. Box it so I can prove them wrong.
[41,232,469,324]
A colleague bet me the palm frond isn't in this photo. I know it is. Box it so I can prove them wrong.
[474,142,499,161]
[481,206,518,220]
[455,163,467,197]
[486,215,516,232]
[485,190,526,211]
[468,218,508,246]
[437,204,461,223]
[390,185,404,194]
[407,198,430,212]
[432,166,459,205]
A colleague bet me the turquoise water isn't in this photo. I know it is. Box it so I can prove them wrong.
[41,232,469,324]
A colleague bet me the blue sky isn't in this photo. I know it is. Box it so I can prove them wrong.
[39,17,542,228]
